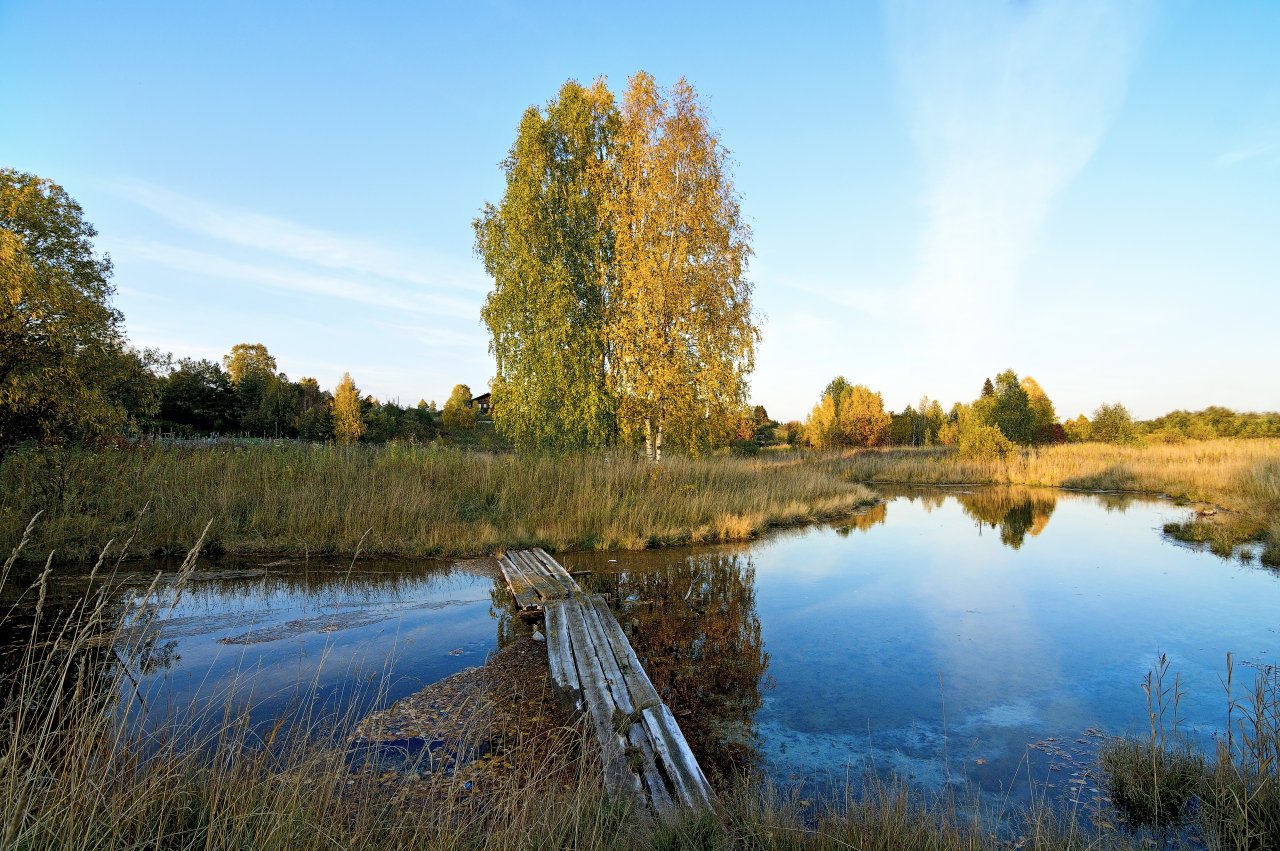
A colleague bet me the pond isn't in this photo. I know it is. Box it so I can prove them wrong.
[7,486,1277,807]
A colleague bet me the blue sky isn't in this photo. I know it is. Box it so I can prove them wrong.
[2,0,1277,421]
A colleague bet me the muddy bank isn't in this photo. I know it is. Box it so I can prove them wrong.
[347,636,588,803]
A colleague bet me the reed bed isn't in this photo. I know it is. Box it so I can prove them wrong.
[0,444,875,563]
[1099,653,1280,849]
[828,440,1280,565]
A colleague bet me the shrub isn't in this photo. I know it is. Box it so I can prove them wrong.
[958,423,1014,461]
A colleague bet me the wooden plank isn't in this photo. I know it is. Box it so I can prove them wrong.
[578,594,674,816]
[531,547,579,595]
[560,597,641,803]
[512,550,565,602]
[626,716,676,816]
[507,547,715,816]
[587,595,662,710]
[510,550,558,602]
[543,599,583,712]
[532,547,582,596]
[639,705,701,809]
[499,555,539,610]
[642,703,716,810]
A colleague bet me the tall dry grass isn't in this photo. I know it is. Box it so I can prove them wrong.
[1100,653,1280,850]
[0,444,875,563]
[829,441,1280,565]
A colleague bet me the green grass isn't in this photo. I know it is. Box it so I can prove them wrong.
[0,444,876,563]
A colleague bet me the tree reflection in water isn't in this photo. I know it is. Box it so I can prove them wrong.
[832,501,887,536]
[567,550,770,782]
[956,487,1058,549]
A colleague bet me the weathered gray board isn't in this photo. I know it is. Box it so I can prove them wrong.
[498,547,577,617]
[499,548,716,818]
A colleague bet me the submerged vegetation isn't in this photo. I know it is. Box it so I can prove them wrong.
[0,444,875,563]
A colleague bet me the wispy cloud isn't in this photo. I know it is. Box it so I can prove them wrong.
[1213,135,1280,168]
[105,179,488,295]
[113,239,479,318]
[885,0,1150,324]
[376,321,490,349]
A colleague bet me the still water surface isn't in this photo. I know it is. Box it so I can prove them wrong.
[18,487,1279,803]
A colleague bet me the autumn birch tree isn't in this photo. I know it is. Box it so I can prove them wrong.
[332,372,365,444]
[608,72,757,460]
[475,80,618,452]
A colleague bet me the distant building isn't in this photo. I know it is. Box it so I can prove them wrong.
[470,392,492,415]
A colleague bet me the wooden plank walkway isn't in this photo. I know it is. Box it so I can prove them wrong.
[498,548,716,818]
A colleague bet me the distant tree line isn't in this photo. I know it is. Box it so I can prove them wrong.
[1,168,503,452]
[152,345,443,443]
[788,370,1279,459]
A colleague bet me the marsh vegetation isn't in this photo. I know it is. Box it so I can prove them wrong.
[0,444,875,564]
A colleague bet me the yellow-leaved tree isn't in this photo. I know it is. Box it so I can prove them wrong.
[441,383,477,430]
[608,72,757,461]
[804,382,890,448]
[332,372,365,444]
[838,385,891,447]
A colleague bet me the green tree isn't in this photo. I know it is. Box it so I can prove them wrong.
[889,407,916,446]
[1090,403,1137,444]
[1064,414,1091,443]
[920,396,946,445]
[441,383,478,430]
[1,169,133,447]
[975,369,1035,445]
[332,372,366,444]
[957,401,1015,460]
[258,372,299,438]
[294,377,333,440]
[475,79,618,453]
[609,72,757,461]
[823,376,852,410]
[223,343,283,434]
[159,358,237,433]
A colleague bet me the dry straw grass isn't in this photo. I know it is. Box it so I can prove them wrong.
[0,445,876,563]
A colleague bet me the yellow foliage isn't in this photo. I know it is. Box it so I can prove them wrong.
[332,372,365,444]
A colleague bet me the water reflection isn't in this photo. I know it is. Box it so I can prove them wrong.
[833,501,888,536]
[889,486,1144,550]
[2,560,502,738]
[564,550,770,781]
[956,487,1058,549]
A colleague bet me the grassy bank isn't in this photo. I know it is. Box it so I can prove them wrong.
[831,440,1280,565]
[0,444,875,563]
